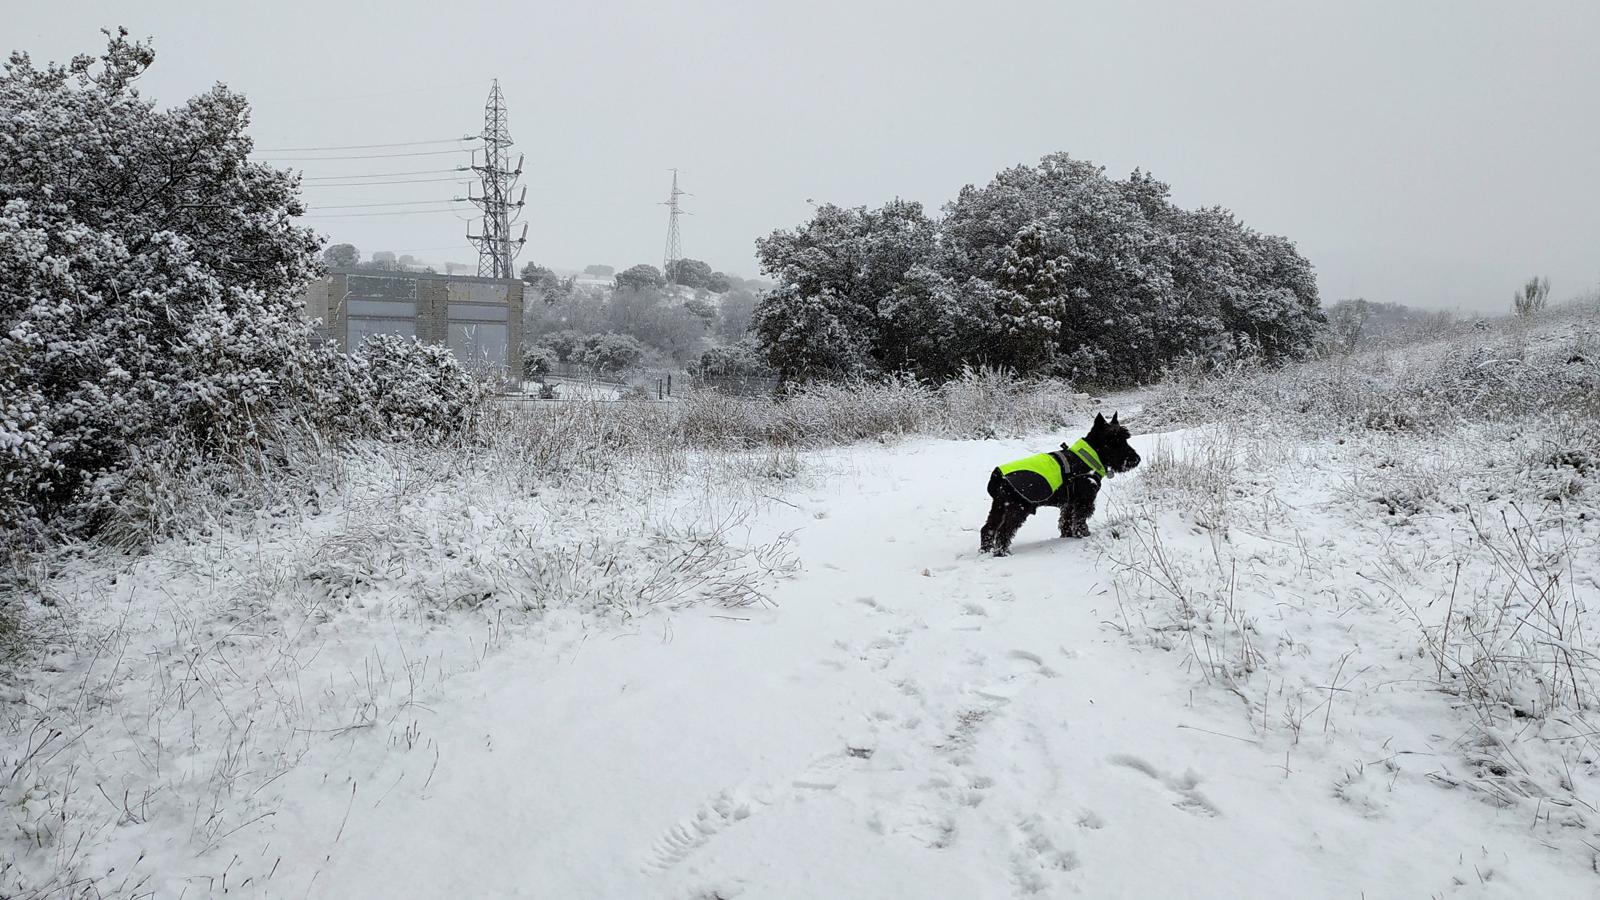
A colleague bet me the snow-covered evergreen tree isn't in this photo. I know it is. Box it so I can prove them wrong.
[750,152,1324,387]
[0,31,478,545]
[752,200,936,381]
[989,223,1069,374]
[877,265,998,380]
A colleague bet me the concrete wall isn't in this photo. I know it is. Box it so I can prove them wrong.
[297,269,524,381]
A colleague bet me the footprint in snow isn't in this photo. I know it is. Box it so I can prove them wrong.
[1010,815,1081,895]
[854,595,888,614]
[680,877,748,900]
[1107,753,1222,817]
[643,788,762,872]
[972,650,1056,702]
[949,601,989,632]
[643,750,876,873]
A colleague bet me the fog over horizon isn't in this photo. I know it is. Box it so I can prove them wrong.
[12,0,1599,312]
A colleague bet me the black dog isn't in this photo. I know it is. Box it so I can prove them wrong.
[979,412,1140,557]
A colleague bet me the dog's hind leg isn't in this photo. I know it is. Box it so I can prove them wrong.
[991,502,1033,557]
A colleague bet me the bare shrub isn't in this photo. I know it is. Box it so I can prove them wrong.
[1122,306,1600,825]
[1513,275,1550,318]
[1143,306,1600,434]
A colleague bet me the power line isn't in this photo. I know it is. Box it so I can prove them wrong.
[369,245,477,254]
[307,199,467,211]
[248,77,486,108]
[256,136,478,152]
[300,177,472,187]
[301,168,466,181]
[259,148,471,161]
[301,208,471,219]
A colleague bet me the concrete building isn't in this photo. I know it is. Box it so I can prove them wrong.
[300,270,524,377]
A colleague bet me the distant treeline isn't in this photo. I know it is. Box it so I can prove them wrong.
[1324,299,1468,351]
[520,265,764,376]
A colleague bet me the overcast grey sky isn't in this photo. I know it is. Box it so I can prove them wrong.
[12,1,1599,310]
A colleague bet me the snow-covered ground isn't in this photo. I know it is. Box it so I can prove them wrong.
[515,379,629,401]
[6,418,1598,897]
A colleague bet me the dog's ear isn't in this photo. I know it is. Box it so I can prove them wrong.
[1111,411,1119,425]
[1093,412,1107,428]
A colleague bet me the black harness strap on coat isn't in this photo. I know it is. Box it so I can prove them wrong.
[1054,446,1102,504]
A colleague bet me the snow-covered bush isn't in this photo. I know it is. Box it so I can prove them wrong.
[0,32,482,551]
[581,332,646,374]
[523,345,557,377]
[0,32,326,543]
[690,341,774,379]
[349,335,488,439]
[541,329,588,363]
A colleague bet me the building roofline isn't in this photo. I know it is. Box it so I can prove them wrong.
[326,268,523,286]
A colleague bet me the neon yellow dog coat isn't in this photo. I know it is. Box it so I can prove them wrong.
[996,440,1107,504]
[996,452,1065,504]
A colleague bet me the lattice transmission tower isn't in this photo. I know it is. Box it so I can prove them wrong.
[661,169,689,284]
[466,80,526,279]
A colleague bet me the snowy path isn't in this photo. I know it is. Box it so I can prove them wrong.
[256,436,1585,898]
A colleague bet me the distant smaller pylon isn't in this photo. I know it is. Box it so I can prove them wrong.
[661,169,688,284]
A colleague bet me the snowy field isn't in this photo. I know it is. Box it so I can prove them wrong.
[5,383,1600,897]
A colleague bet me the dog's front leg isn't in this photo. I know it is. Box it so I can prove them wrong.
[1062,483,1096,539]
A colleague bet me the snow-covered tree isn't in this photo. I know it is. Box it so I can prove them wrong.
[877,266,1001,380]
[683,296,717,322]
[665,257,713,288]
[0,31,478,545]
[752,199,936,381]
[715,286,760,342]
[0,30,329,537]
[751,152,1324,386]
[323,242,360,268]
[751,287,876,382]
[988,224,1071,375]
[615,263,666,290]
[580,333,645,374]
[521,260,574,303]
